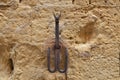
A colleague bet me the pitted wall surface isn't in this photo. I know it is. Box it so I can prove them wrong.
[0,0,120,80]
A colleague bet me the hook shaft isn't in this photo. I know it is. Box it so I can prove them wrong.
[53,12,61,49]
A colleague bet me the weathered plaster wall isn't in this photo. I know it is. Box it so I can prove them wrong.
[0,0,120,80]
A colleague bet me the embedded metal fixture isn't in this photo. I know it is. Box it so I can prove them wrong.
[47,12,68,73]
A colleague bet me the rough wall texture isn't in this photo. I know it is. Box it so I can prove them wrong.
[0,0,120,80]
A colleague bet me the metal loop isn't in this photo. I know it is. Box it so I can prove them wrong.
[57,48,68,73]
[47,48,57,73]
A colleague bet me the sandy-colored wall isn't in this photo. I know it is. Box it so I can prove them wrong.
[0,0,120,80]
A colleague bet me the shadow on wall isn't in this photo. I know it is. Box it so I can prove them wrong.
[79,21,96,43]
[0,42,14,79]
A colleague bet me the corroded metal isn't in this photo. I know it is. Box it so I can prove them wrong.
[47,13,68,73]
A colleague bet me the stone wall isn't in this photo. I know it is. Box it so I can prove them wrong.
[0,0,120,80]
